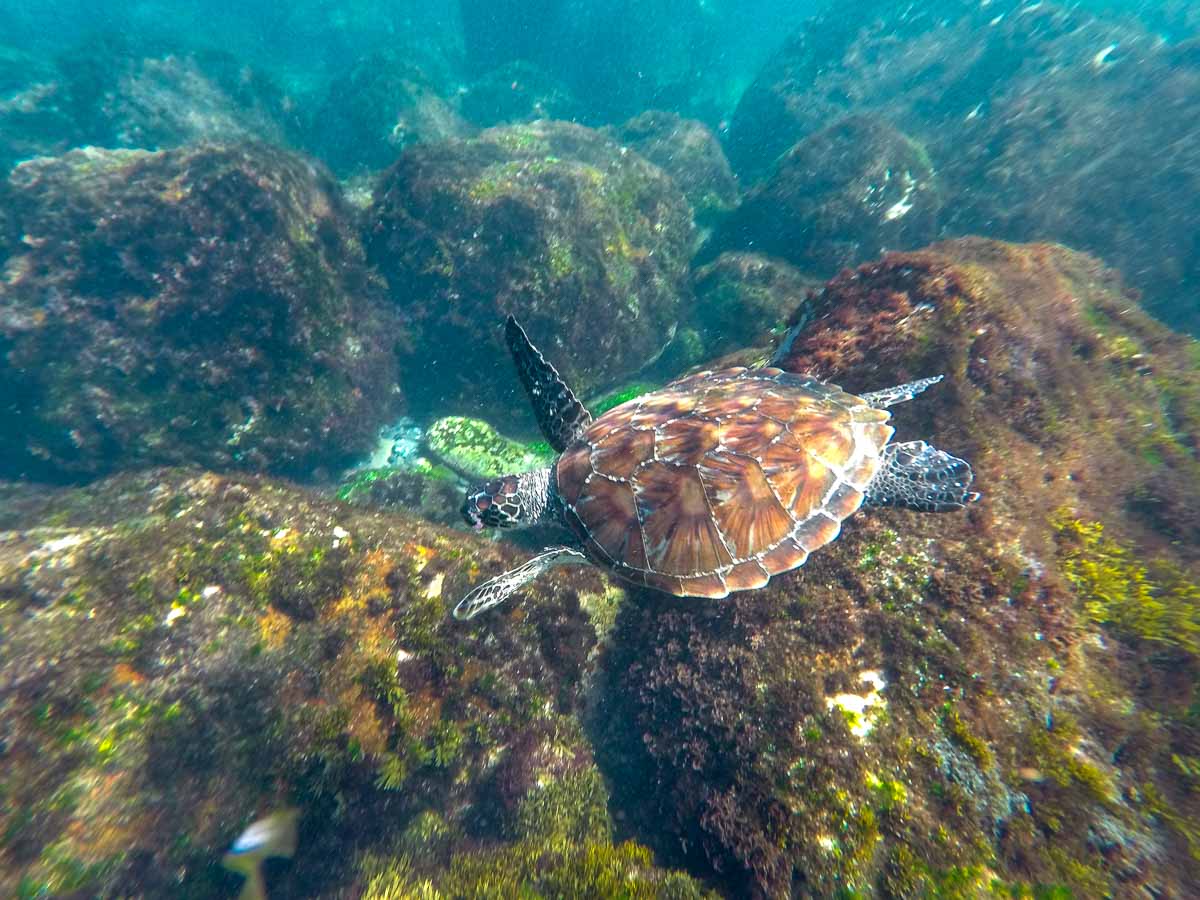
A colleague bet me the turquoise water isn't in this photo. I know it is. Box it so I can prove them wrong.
[1,2,1198,897]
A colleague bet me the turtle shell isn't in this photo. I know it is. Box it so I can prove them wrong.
[554,367,893,597]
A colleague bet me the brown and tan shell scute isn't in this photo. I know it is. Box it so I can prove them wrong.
[555,367,894,598]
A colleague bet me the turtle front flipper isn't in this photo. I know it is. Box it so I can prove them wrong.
[453,546,589,620]
[505,316,592,452]
[860,376,944,409]
[865,440,981,511]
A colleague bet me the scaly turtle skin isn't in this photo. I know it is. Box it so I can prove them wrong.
[454,317,978,619]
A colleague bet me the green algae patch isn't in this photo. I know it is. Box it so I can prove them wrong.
[424,416,556,481]
[361,838,715,900]
[587,382,659,417]
[355,737,715,900]
[1054,512,1200,658]
[333,461,464,528]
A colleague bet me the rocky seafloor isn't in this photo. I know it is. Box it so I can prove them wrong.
[3,237,1199,898]
[1,2,1199,898]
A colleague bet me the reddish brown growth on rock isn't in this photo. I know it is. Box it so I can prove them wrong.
[597,238,1200,898]
[780,238,1200,559]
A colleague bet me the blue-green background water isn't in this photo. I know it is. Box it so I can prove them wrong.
[1,1,1199,898]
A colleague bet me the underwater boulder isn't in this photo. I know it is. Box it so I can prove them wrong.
[0,467,713,897]
[365,119,693,423]
[55,37,302,151]
[460,60,583,129]
[938,35,1200,336]
[306,51,472,177]
[688,252,820,359]
[596,238,1200,897]
[424,416,556,482]
[334,464,464,528]
[608,110,739,230]
[1,37,302,173]
[0,142,400,479]
[723,0,1098,180]
[772,237,1200,548]
[0,45,75,175]
[702,116,939,275]
[723,0,1200,335]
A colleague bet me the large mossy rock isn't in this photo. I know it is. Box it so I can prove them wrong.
[596,238,1200,897]
[0,143,400,479]
[937,31,1200,335]
[0,45,73,175]
[608,111,739,229]
[365,120,693,422]
[0,38,302,172]
[307,52,472,177]
[723,0,1200,333]
[723,0,1074,180]
[689,252,820,358]
[68,48,301,151]
[460,60,583,128]
[703,116,939,275]
[0,468,711,897]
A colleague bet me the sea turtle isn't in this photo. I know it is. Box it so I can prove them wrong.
[454,316,979,619]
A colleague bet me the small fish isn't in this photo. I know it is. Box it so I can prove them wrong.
[222,808,299,900]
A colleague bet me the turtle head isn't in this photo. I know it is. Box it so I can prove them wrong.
[461,467,555,532]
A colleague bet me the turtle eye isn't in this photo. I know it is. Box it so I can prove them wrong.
[461,485,496,528]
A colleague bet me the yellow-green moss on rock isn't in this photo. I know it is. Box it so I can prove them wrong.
[1054,512,1200,658]
[424,416,555,481]
[0,468,613,897]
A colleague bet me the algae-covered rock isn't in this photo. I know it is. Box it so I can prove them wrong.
[335,464,464,527]
[0,46,73,175]
[775,237,1200,552]
[609,110,739,228]
[937,30,1200,336]
[0,467,650,897]
[352,717,715,897]
[1,40,300,174]
[461,60,583,128]
[703,115,939,275]
[594,238,1200,897]
[307,52,472,176]
[365,119,693,422]
[54,36,301,151]
[722,0,1200,333]
[0,143,400,479]
[723,0,1079,180]
[425,416,556,481]
[83,50,300,150]
[689,252,820,358]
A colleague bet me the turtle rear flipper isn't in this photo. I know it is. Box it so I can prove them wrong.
[453,546,588,620]
[866,441,980,511]
[505,316,592,452]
